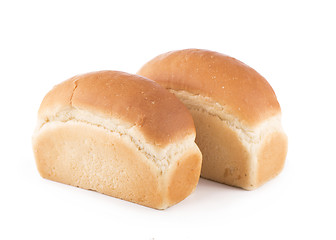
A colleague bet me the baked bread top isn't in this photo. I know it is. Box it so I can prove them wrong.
[38,70,195,147]
[137,49,281,127]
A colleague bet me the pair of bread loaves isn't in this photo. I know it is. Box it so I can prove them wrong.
[33,49,287,209]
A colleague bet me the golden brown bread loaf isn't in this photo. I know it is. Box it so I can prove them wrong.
[137,49,288,190]
[33,70,202,209]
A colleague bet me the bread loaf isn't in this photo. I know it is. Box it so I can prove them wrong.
[137,49,288,190]
[32,70,202,209]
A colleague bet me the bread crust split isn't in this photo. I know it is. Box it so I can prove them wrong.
[137,49,288,190]
[33,71,202,209]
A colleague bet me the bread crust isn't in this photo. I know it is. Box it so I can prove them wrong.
[165,150,202,207]
[39,70,195,146]
[256,131,288,187]
[137,49,280,127]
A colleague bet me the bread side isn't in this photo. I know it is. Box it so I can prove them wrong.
[169,89,287,189]
[34,121,165,208]
[33,108,201,209]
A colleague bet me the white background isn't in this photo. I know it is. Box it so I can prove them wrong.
[1,0,335,239]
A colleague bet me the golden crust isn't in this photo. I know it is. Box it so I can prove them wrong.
[165,150,202,206]
[137,49,281,127]
[33,121,201,209]
[256,131,288,187]
[38,70,195,146]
